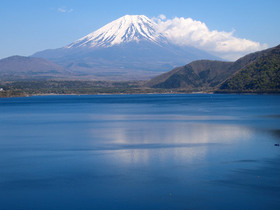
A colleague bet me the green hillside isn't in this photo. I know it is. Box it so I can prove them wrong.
[147,44,280,93]
[219,46,280,92]
[146,60,233,90]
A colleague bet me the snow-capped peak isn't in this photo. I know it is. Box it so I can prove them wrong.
[66,15,166,48]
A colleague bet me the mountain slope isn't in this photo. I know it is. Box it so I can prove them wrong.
[67,15,166,48]
[32,15,219,80]
[219,44,280,92]
[146,60,233,89]
[147,44,279,92]
[0,56,71,80]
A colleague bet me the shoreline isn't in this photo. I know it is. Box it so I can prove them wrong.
[1,91,280,99]
[1,80,279,98]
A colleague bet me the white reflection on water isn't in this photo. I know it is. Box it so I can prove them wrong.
[89,114,253,164]
[109,147,208,166]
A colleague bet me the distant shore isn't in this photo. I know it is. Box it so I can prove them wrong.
[2,90,279,99]
[0,80,279,98]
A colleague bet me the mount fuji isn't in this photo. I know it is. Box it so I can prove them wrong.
[33,15,219,80]
[67,15,166,48]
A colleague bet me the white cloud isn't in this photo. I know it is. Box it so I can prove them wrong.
[154,16,267,60]
[158,14,166,20]
[58,7,73,13]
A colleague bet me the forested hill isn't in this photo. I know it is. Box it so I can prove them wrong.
[147,44,280,93]
[219,45,280,93]
[145,60,233,89]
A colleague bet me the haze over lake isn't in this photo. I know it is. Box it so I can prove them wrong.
[0,94,279,209]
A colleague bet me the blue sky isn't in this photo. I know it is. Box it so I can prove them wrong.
[0,0,279,59]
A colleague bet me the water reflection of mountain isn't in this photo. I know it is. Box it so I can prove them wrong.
[89,115,253,164]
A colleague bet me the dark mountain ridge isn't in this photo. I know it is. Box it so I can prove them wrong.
[219,45,280,92]
[147,44,280,93]
[146,60,234,89]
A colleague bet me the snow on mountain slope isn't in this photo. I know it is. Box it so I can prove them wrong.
[32,15,220,80]
[66,15,166,48]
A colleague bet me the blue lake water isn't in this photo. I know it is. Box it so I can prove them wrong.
[0,94,280,209]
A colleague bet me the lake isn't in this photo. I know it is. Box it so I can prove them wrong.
[0,94,279,209]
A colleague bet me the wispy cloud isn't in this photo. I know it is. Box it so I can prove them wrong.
[154,16,267,60]
[158,14,166,20]
[58,7,73,13]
